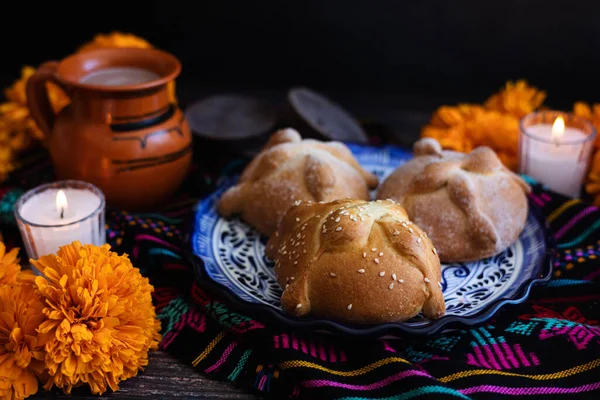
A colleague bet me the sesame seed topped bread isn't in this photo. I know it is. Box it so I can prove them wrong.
[265,199,445,324]
[377,138,531,263]
[217,128,378,236]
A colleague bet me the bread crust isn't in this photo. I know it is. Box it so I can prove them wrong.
[217,128,378,236]
[266,199,445,324]
[377,138,531,262]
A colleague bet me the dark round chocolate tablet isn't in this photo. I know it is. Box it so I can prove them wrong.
[283,87,368,144]
[185,94,278,141]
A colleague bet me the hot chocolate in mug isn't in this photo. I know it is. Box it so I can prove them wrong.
[26,48,192,210]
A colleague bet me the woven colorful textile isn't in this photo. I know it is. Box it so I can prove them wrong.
[1,143,599,399]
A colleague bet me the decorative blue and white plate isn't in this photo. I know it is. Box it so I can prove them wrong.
[188,144,554,336]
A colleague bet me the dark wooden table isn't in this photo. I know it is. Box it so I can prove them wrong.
[31,89,429,399]
[36,351,262,399]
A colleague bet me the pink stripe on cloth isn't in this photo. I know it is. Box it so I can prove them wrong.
[301,369,432,390]
[460,382,600,396]
[530,195,545,207]
[554,206,597,239]
[134,234,181,250]
[205,342,237,373]
[282,333,289,348]
[491,343,511,369]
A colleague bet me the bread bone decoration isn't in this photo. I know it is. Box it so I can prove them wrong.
[266,199,445,324]
[218,128,378,236]
[377,138,531,262]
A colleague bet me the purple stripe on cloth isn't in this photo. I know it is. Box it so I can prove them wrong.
[554,206,597,239]
[301,369,432,390]
[459,382,600,396]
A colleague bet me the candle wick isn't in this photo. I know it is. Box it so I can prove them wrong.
[60,208,64,219]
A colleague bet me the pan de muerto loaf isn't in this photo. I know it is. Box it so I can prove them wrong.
[377,138,531,263]
[218,128,378,236]
[265,199,445,324]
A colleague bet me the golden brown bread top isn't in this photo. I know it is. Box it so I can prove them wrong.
[378,138,531,262]
[266,199,445,324]
[217,128,378,236]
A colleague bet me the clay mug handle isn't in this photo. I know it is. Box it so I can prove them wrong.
[26,61,70,140]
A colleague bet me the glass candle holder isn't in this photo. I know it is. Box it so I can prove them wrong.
[14,180,106,262]
[519,111,596,198]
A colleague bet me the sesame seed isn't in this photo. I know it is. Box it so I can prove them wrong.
[316,215,321,217]
[275,232,279,237]
[330,217,335,221]
[409,228,414,233]
[433,248,437,255]
[347,304,353,310]
[379,252,384,257]
[330,272,336,277]
[290,277,295,281]
[302,225,306,231]
[339,206,345,210]
[374,258,380,264]
[294,200,302,206]
[358,269,365,273]
[393,230,400,235]
[401,222,408,227]
[424,277,430,283]
[417,238,422,243]
[392,273,397,280]
[363,252,367,258]
[296,217,300,222]
[371,248,377,252]
[398,279,404,283]
[296,303,302,309]
[379,271,385,277]
[283,251,288,255]
[294,261,298,265]
[438,282,443,288]
[389,283,395,290]
[303,249,307,254]
[336,227,342,232]
[286,284,289,288]
[335,217,340,222]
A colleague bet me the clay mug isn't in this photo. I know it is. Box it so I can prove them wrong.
[26,48,192,210]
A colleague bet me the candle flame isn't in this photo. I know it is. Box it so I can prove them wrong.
[56,190,68,214]
[551,116,565,142]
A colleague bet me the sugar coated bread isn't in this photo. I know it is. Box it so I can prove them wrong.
[218,128,378,236]
[377,138,531,262]
[265,199,445,324]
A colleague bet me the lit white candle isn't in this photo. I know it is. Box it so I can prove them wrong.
[520,114,595,198]
[14,181,106,261]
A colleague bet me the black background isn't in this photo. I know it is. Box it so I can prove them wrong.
[2,1,599,111]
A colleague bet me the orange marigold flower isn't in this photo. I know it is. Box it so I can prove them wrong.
[586,149,600,207]
[31,241,161,395]
[0,242,21,286]
[485,80,546,119]
[76,32,153,53]
[0,282,46,400]
[420,104,520,170]
[573,101,600,148]
[420,104,480,153]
